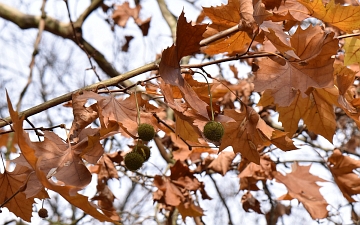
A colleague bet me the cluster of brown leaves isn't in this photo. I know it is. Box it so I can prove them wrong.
[4,0,360,223]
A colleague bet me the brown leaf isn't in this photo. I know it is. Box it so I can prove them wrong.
[328,149,360,202]
[153,175,184,207]
[0,165,35,222]
[239,155,276,190]
[73,128,104,164]
[69,92,98,141]
[202,0,253,56]
[254,25,338,106]
[111,2,140,27]
[260,21,299,59]
[241,191,262,214]
[77,91,158,137]
[177,201,204,221]
[170,161,201,191]
[208,151,235,176]
[91,183,120,221]
[220,108,262,164]
[135,17,151,36]
[158,11,208,119]
[266,202,291,224]
[121,36,133,52]
[274,162,328,219]
[0,131,17,153]
[268,0,309,22]
[32,131,92,188]
[89,153,120,182]
[7,94,117,222]
[302,88,337,142]
[35,160,118,222]
[299,0,360,33]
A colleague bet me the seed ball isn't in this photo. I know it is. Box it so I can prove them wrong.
[203,121,224,142]
[133,144,151,161]
[137,123,155,141]
[124,151,145,171]
[38,208,48,218]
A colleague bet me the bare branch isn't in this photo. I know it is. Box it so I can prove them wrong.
[0,2,123,79]
[156,0,177,40]
[0,61,159,127]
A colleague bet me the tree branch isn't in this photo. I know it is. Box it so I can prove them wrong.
[156,0,177,40]
[0,61,159,128]
[73,0,103,28]
[0,2,123,79]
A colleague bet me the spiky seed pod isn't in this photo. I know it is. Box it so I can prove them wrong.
[137,123,155,141]
[203,121,224,142]
[124,151,145,171]
[133,144,151,161]
[38,208,48,218]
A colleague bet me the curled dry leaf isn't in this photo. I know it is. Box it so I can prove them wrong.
[328,149,360,202]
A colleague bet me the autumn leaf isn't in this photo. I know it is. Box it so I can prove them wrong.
[241,191,262,214]
[7,94,117,223]
[259,21,299,59]
[220,104,296,164]
[239,155,276,190]
[112,2,140,27]
[344,37,360,66]
[254,25,338,106]
[177,201,204,220]
[175,113,200,143]
[328,149,360,202]
[201,0,252,55]
[69,92,98,141]
[266,202,291,224]
[299,0,360,33]
[0,165,35,222]
[153,175,184,207]
[274,162,328,219]
[30,131,92,188]
[89,153,121,182]
[35,159,119,223]
[302,88,337,142]
[73,128,104,164]
[153,161,208,219]
[159,11,209,119]
[208,151,235,176]
[0,131,17,153]
[268,0,309,22]
[77,91,158,137]
[91,183,120,221]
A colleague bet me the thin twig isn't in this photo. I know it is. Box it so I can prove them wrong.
[209,174,233,225]
[63,0,101,81]
[16,0,47,111]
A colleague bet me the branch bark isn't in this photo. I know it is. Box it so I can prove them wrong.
[0,1,122,79]
[0,61,159,128]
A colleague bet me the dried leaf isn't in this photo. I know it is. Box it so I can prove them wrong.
[0,165,35,222]
[274,162,328,219]
[202,0,253,56]
[299,0,360,33]
[241,191,262,214]
[328,149,360,202]
[208,151,235,176]
[254,25,338,106]
[344,37,360,66]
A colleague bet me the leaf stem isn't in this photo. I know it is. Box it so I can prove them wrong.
[134,88,141,125]
[197,72,214,121]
